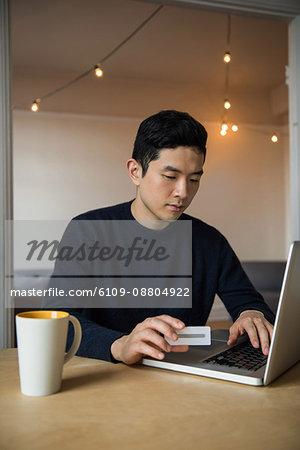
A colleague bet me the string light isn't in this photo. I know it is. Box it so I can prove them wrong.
[17,7,270,145]
[12,4,164,112]
[221,16,233,132]
[224,99,231,110]
[221,122,228,131]
[31,99,39,112]
[94,65,103,77]
[223,52,231,63]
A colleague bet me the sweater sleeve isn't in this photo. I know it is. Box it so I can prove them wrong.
[43,219,126,362]
[64,308,125,362]
[216,235,275,324]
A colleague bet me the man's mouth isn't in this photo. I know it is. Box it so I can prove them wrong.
[167,204,184,212]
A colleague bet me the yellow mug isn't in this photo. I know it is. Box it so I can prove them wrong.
[16,311,82,396]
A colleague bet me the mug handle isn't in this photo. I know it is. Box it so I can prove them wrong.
[64,315,82,364]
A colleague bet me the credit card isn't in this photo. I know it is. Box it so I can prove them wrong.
[165,326,211,346]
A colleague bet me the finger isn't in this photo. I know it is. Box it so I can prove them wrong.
[156,314,185,330]
[140,316,185,342]
[150,343,189,354]
[227,323,240,345]
[242,320,260,349]
[139,328,172,353]
[254,319,272,355]
[256,326,270,355]
[265,321,274,341]
[155,315,186,330]
[137,341,166,361]
[171,345,189,353]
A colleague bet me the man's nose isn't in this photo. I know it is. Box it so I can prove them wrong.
[174,179,188,198]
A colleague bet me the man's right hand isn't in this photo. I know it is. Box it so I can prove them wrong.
[110,315,188,364]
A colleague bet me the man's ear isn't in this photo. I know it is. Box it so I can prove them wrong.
[127,158,143,186]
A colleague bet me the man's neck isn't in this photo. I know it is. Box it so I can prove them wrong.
[130,199,171,230]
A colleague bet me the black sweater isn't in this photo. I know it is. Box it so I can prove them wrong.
[47,200,275,362]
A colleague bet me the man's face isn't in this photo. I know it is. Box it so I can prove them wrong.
[132,146,204,222]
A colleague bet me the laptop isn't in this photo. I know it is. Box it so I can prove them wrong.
[142,241,300,386]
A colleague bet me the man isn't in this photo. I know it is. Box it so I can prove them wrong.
[51,110,274,364]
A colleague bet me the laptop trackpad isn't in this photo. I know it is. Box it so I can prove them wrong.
[162,329,230,364]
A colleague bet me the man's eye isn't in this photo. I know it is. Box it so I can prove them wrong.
[164,175,176,180]
[190,179,200,183]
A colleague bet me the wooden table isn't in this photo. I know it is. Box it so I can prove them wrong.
[0,348,299,450]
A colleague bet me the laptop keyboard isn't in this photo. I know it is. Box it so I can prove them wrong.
[203,341,268,371]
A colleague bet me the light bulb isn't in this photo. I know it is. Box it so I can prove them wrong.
[271,134,278,143]
[231,124,238,132]
[223,52,231,63]
[220,129,227,136]
[224,99,231,110]
[221,122,228,131]
[31,100,39,112]
[94,66,103,77]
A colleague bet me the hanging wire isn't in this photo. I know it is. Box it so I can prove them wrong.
[226,14,231,48]
[220,14,232,134]
[225,14,231,97]
[99,5,163,65]
[13,4,164,109]
[225,60,230,96]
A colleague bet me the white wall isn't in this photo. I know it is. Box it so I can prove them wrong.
[188,123,289,260]
[13,110,289,261]
[13,111,138,220]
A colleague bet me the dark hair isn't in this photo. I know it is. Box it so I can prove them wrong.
[132,110,207,176]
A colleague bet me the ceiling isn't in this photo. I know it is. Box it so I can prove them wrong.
[10,0,289,125]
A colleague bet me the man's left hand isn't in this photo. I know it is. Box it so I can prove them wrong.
[227,310,273,355]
